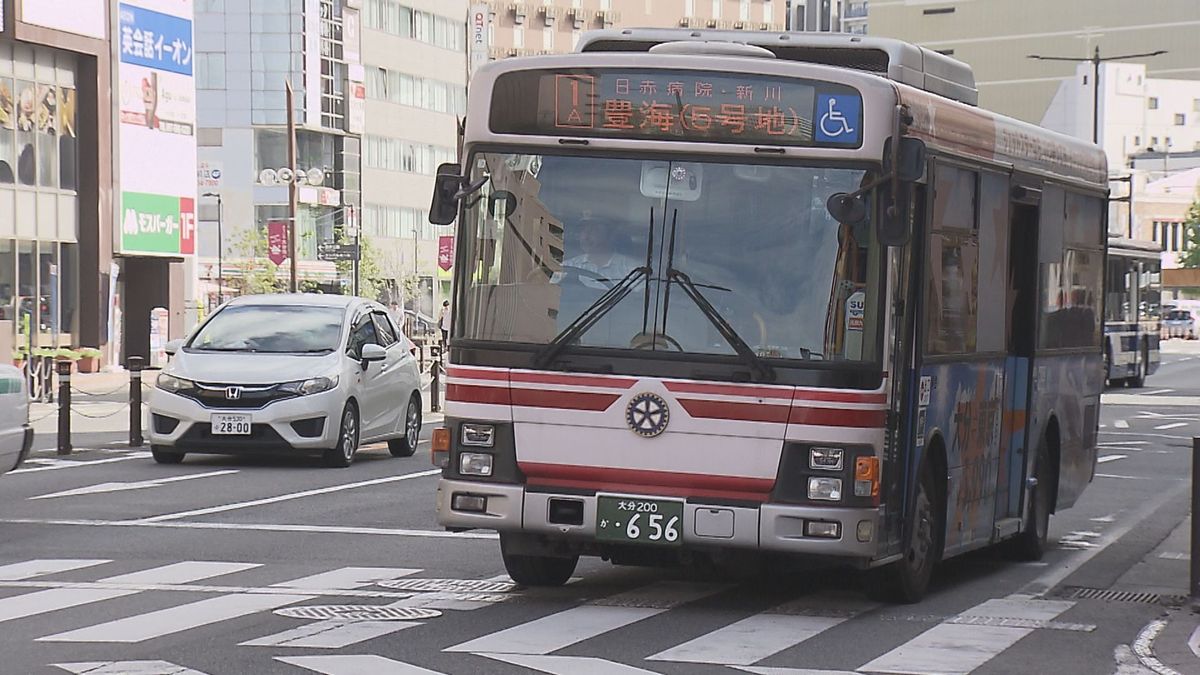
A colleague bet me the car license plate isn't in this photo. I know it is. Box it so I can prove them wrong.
[596,496,683,546]
[211,414,252,435]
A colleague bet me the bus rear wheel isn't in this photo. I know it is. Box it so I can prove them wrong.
[500,534,578,587]
[868,460,942,603]
[1009,441,1052,561]
[1126,344,1148,388]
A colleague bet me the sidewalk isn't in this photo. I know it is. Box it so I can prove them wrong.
[1114,515,1200,674]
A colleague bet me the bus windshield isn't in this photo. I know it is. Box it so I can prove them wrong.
[457,152,884,367]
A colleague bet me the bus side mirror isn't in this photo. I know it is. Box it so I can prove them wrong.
[887,137,927,183]
[429,163,464,225]
[876,137,925,246]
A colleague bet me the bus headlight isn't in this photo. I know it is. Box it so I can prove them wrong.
[809,447,843,471]
[807,477,843,501]
[459,452,494,477]
[461,423,496,447]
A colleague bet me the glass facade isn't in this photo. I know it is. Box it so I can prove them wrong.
[0,41,81,347]
[363,0,466,51]
[364,66,466,115]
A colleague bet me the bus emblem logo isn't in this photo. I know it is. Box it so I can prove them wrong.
[626,393,670,438]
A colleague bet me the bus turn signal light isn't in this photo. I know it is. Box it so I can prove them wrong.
[855,456,880,502]
[431,427,451,468]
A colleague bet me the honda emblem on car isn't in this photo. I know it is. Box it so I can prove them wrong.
[626,392,669,437]
[225,386,242,400]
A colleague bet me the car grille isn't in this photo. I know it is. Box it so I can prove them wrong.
[180,383,299,409]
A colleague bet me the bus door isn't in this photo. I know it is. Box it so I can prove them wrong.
[996,181,1040,524]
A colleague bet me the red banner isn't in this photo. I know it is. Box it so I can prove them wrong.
[438,235,455,271]
[179,197,196,255]
[267,220,289,266]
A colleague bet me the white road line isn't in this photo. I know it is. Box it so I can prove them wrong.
[1143,389,1175,396]
[1114,420,1130,429]
[244,619,422,649]
[39,592,314,643]
[859,596,1074,675]
[446,582,724,655]
[5,453,149,475]
[1102,394,1200,407]
[1096,473,1167,480]
[131,468,441,523]
[0,517,498,540]
[30,470,239,500]
[1189,624,1200,659]
[648,594,878,666]
[1099,441,1149,446]
[0,559,111,581]
[271,567,420,590]
[277,655,447,675]
[479,653,663,675]
[0,561,257,624]
[55,660,211,675]
[1154,422,1188,430]
[1098,455,1128,464]
[736,668,859,675]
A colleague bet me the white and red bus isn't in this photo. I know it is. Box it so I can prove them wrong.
[429,30,1108,602]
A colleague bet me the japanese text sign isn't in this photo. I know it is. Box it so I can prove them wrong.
[438,236,455,271]
[268,221,289,266]
[491,68,863,148]
[118,3,194,76]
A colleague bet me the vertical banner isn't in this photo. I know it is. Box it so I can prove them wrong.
[116,0,197,257]
[343,8,361,64]
[469,4,490,76]
[267,220,289,266]
[347,64,365,134]
[438,235,455,271]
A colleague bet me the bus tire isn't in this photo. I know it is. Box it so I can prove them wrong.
[500,535,578,587]
[1010,440,1053,561]
[868,459,942,603]
[1127,343,1148,388]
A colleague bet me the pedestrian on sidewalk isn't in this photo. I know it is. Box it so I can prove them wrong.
[438,300,451,351]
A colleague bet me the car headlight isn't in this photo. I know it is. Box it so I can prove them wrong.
[156,372,193,393]
[459,452,494,477]
[281,376,339,396]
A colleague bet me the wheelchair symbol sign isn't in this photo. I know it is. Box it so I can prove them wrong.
[815,94,861,145]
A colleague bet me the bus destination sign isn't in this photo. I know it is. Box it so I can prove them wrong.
[490,68,863,148]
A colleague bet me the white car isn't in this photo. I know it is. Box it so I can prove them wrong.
[0,364,33,474]
[149,294,423,467]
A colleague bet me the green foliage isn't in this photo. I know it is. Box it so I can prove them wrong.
[336,234,391,301]
[1180,198,1200,269]
[229,226,286,296]
[77,347,103,359]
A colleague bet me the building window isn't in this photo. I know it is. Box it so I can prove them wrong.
[1148,97,1159,110]
[364,66,466,115]
[1134,135,1141,146]
[712,0,721,19]
[543,26,554,51]
[763,0,774,23]
[363,0,465,51]
[739,0,751,22]
[685,0,695,16]
[513,25,524,49]
[1175,113,1186,126]
[363,135,455,175]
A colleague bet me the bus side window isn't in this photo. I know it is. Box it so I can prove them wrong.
[925,163,980,356]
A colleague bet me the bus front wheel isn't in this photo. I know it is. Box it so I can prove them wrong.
[868,460,942,603]
[500,534,578,587]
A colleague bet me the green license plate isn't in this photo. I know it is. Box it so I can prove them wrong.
[595,496,684,546]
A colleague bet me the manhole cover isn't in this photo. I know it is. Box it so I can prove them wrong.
[378,578,517,594]
[1056,586,1187,607]
[275,605,442,621]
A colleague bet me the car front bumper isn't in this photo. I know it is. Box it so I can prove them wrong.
[148,387,345,453]
[435,478,881,559]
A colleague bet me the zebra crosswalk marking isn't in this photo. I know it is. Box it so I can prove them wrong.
[445,581,724,656]
[54,660,210,674]
[479,653,664,675]
[858,596,1075,675]
[0,559,110,581]
[38,592,314,643]
[270,567,421,591]
[277,655,448,675]
[734,667,859,675]
[0,561,258,624]
[648,593,879,666]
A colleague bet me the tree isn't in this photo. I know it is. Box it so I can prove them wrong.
[1179,198,1200,269]
[227,226,285,296]
[336,234,389,300]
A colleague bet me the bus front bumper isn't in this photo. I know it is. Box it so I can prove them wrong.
[436,478,881,559]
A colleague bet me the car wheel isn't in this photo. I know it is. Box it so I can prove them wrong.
[868,459,941,603]
[388,393,422,458]
[151,445,185,464]
[323,403,359,468]
[1009,439,1053,561]
[500,534,578,587]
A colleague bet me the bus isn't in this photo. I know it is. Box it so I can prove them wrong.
[1104,236,1161,387]
[429,30,1108,602]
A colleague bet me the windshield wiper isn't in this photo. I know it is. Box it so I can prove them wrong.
[666,268,776,383]
[534,266,650,369]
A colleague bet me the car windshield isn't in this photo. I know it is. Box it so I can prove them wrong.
[1167,310,1191,321]
[456,153,883,365]
[188,305,345,353]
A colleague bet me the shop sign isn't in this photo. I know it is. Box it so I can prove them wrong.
[267,220,289,266]
[438,236,455,271]
[121,191,191,255]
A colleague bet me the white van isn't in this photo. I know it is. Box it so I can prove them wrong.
[0,364,33,474]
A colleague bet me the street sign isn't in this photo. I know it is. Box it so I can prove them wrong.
[317,243,359,262]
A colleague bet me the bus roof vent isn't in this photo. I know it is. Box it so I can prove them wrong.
[647,40,776,59]
[579,29,978,106]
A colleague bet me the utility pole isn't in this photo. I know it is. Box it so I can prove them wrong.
[1028,47,1167,145]
[285,78,299,293]
[202,192,224,305]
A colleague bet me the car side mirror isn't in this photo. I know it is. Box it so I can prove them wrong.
[360,343,387,365]
[164,339,184,356]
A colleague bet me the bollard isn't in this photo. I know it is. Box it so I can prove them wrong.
[418,339,425,373]
[129,356,144,448]
[1192,437,1200,599]
[429,346,441,413]
[56,360,71,455]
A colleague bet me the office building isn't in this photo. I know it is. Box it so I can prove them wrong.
[786,0,867,33]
